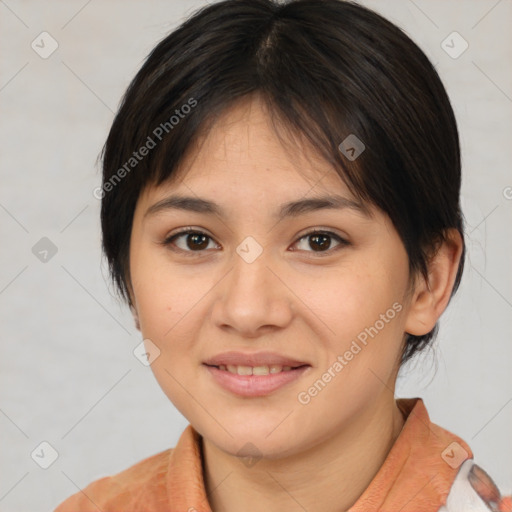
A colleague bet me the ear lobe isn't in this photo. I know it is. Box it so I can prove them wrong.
[404,229,463,336]
[130,305,141,331]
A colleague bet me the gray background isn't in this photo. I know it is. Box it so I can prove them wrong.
[0,1,511,511]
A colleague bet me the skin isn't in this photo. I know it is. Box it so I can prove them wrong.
[128,94,463,512]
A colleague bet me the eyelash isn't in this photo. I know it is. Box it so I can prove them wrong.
[161,227,350,258]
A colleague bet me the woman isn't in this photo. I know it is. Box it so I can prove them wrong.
[55,0,510,510]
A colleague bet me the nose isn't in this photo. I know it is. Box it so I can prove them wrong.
[211,246,294,337]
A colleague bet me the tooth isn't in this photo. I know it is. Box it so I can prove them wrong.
[237,365,253,375]
[222,364,292,375]
[252,365,270,375]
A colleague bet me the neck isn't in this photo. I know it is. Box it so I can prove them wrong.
[202,392,406,512]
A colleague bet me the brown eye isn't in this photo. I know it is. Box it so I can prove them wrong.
[308,233,332,251]
[163,228,349,257]
[164,229,218,254]
[293,230,349,255]
[184,232,209,250]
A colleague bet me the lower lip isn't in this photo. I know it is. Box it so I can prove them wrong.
[203,364,310,397]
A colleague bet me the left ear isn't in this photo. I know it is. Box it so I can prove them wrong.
[404,229,463,336]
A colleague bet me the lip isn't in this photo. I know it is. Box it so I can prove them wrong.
[203,350,309,368]
[204,364,311,397]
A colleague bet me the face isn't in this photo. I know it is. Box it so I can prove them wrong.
[129,94,414,459]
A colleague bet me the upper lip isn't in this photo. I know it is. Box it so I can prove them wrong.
[203,351,310,368]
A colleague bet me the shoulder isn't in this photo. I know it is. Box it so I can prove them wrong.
[54,447,173,511]
[393,398,510,512]
[438,460,512,512]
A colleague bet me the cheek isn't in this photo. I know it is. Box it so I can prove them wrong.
[130,254,207,416]
[131,254,223,371]
[308,267,395,333]
[130,244,195,333]
[308,259,407,367]
[131,245,172,337]
[135,275,192,341]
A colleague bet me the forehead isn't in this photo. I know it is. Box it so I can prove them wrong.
[153,94,355,201]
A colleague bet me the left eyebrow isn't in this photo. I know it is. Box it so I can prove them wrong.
[278,194,371,219]
[144,193,372,220]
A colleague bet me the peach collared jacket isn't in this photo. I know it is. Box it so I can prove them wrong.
[55,398,511,512]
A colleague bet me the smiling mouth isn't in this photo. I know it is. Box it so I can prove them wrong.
[203,363,311,397]
[204,363,309,375]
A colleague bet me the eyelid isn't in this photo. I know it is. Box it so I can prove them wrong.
[292,228,350,256]
[296,226,348,241]
[161,226,219,254]
[161,226,350,256]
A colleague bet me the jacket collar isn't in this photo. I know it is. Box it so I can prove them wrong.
[166,397,473,512]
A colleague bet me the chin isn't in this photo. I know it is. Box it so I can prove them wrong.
[207,424,304,461]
